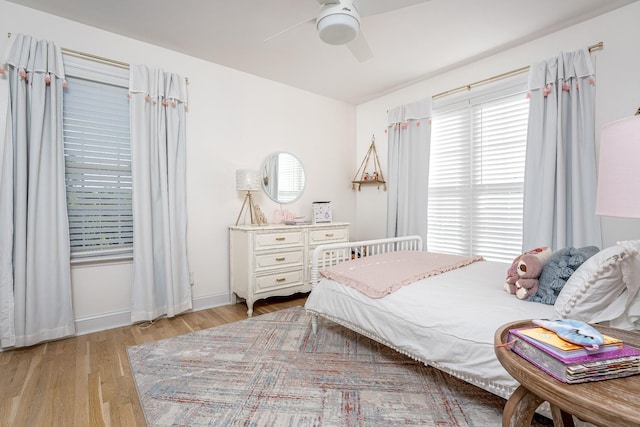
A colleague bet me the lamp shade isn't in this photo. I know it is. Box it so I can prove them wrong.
[595,115,640,218]
[236,169,261,191]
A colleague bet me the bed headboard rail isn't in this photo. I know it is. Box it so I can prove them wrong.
[310,235,423,287]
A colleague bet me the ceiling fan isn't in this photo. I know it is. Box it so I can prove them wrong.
[265,0,430,62]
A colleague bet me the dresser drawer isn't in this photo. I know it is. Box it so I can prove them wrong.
[309,228,349,246]
[255,269,304,293]
[255,250,304,271]
[254,231,304,250]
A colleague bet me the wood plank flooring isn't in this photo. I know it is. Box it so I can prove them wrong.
[0,294,308,427]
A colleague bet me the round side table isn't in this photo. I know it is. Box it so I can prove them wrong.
[495,320,640,427]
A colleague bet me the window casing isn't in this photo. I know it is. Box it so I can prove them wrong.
[428,80,529,263]
[62,55,132,262]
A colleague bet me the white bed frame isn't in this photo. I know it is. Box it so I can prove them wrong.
[309,235,423,334]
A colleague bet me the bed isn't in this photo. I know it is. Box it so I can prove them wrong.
[304,235,640,401]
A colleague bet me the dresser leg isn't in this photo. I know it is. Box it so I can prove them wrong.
[246,298,254,317]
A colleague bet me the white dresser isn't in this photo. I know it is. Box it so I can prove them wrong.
[229,222,350,316]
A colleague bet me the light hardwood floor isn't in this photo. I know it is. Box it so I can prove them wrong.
[0,294,308,427]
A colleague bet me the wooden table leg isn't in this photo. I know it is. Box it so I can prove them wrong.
[550,403,575,427]
[503,385,544,427]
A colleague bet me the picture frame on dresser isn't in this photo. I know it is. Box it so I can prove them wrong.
[312,201,332,224]
[229,222,349,316]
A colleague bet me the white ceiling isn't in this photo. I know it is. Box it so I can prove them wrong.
[7,0,638,104]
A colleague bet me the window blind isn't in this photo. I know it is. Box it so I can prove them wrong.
[428,81,529,263]
[63,55,132,260]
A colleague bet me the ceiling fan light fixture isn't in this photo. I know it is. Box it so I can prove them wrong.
[317,7,360,45]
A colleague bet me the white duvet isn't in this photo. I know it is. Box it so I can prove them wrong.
[305,259,556,399]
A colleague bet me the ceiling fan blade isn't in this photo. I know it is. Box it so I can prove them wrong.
[264,14,316,42]
[354,0,431,17]
[347,30,373,62]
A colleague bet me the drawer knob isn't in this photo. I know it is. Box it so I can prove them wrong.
[325,233,334,237]
[275,257,286,262]
[275,237,286,241]
[276,277,286,282]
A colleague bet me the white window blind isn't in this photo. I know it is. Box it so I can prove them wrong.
[428,81,529,262]
[62,55,132,261]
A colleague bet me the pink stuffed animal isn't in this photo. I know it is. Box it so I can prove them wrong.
[514,253,547,300]
[504,247,551,294]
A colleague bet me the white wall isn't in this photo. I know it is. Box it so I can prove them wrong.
[355,2,640,247]
[0,0,357,333]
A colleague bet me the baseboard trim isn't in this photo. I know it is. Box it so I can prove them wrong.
[192,292,232,312]
[74,309,132,336]
[74,292,232,336]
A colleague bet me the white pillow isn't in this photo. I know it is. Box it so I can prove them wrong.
[553,241,640,330]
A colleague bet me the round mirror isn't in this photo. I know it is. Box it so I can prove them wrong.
[261,152,306,204]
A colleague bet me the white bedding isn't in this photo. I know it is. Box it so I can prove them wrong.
[305,258,556,400]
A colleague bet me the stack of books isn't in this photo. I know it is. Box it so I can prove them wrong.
[283,217,312,225]
[507,326,640,383]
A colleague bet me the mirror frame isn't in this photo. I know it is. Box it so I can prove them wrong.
[260,151,306,204]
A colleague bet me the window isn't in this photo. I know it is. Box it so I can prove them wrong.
[62,55,132,261]
[428,80,529,262]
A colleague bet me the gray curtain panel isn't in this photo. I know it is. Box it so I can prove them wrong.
[386,98,431,243]
[523,48,602,250]
[0,34,75,348]
[129,65,192,322]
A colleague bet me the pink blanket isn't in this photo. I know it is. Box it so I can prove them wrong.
[320,251,484,298]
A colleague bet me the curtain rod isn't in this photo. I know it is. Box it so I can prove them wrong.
[432,41,603,100]
[7,32,190,84]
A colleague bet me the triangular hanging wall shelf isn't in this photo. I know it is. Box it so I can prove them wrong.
[352,134,386,191]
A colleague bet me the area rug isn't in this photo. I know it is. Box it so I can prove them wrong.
[127,306,521,426]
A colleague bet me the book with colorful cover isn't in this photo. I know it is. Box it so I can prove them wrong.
[507,329,640,383]
[516,327,623,358]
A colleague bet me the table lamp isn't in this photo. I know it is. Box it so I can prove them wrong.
[235,169,261,226]
[595,114,640,218]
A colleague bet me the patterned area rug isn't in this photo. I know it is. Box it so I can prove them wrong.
[127,306,545,426]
